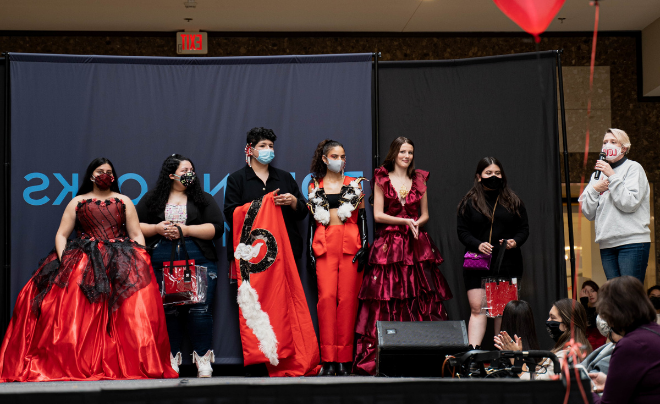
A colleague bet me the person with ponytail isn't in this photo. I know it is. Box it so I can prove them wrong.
[0,158,177,381]
[307,140,367,376]
[353,137,452,375]
[457,157,529,349]
[137,154,224,378]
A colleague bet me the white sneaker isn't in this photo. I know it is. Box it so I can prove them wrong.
[170,352,182,374]
[192,350,215,378]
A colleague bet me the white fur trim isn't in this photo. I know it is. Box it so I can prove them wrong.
[234,243,263,261]
[313,207,330,225]
[336,202,354,221]
[350,180,363,196]
[237,281,279,366]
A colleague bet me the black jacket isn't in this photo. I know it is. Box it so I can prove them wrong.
[136,190,224,262]
[457,190,529,271]
[223,165,308,262]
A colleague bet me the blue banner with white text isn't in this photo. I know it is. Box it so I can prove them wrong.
[9,52,373,364]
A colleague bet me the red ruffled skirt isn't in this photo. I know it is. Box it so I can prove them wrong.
[0,239,178,382]
[353,228,452,375]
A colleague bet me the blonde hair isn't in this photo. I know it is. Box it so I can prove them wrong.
[606,128,631,154]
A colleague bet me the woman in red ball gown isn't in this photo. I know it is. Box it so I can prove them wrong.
[0,158,177,382]
[353,137,453,375]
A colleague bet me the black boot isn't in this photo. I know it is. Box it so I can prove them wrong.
[318,362,336,376]
[336,362,350,376]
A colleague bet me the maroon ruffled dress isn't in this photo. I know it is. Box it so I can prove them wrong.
[0,198,177,382]
[353,167,453,375]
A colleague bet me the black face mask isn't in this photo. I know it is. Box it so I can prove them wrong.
[481,176,502,190]
[650,296,660,310]
[546,320,563,342]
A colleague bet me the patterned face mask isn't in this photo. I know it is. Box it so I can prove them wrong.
[596,315,611,337]
[175,172,197,187]
[93,173,114,190]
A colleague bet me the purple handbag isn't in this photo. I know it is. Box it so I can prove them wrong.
[463,251,491,269]
[463,196,499,270]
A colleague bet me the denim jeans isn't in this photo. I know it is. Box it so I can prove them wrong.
[152,238,218,356]
[600,242,650,283]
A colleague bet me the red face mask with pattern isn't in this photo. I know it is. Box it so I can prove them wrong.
[93,173,114,190]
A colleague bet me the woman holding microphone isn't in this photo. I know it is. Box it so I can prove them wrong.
[580,129,651,283]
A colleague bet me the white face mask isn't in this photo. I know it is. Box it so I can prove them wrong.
[602,144,622,161]
[325,157,344,173]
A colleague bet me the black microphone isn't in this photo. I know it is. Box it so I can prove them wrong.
[594,151,607,180]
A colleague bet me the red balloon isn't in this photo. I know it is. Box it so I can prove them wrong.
[493,0,566,42]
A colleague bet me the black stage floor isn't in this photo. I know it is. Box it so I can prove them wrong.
[0,376,593,404]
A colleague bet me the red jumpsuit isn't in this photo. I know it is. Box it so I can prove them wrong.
[309,176,364,363]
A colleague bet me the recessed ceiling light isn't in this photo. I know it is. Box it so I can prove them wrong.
[184,18,193,22]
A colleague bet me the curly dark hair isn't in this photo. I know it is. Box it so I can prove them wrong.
[382,137,416,178]
[310,139,344,180]
[246,127,277,147]
[457,156,523,218]
[77,157,121,195]
[144,154,207,215]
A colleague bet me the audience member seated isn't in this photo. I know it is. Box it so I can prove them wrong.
[582,315,620,376]
[494,300,540,351]
[647,285,660,325]
[581,280,607,349]
[495,298,592,380]
[590,276,660,404]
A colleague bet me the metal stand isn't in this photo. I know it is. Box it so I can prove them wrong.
[2,53,10,335]
[556,50,577,296]
[372,51,381,171]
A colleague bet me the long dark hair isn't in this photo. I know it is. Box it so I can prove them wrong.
[145,154,207,215]
[552,298,592,356]
[310,139,344,180]
[457,157,522,217]
[382,137,415,178]
[77,157,120,195]
[501,300,541,351]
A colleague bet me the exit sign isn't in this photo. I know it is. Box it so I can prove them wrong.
[177,32,208,55]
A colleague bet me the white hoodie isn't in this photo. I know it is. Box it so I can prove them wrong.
[580,158,651,249]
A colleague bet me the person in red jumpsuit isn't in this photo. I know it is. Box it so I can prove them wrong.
[307,139,368,376]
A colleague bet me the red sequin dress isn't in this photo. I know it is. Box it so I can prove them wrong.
[353,168,453,375]
[0,198,177,382]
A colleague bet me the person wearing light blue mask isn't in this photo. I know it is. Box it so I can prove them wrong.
[223,128,311,377]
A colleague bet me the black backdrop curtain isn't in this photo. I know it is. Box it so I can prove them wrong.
[0,58,6,341]
[377,51,566,349]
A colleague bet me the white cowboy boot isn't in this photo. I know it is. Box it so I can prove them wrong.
[192,350,215,378]
[170,352,182,374]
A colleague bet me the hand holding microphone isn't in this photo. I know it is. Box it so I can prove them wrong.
[594,151,607,180]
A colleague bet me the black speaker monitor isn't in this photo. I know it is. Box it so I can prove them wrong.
[376,320,469,377]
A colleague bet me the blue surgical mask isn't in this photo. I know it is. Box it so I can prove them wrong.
[255,149,275,165]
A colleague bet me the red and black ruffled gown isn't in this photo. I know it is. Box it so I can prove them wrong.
[353,167,453,375]
[0,198,177,382]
